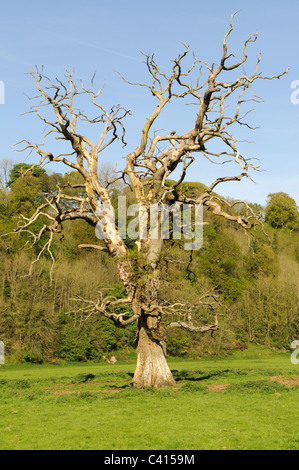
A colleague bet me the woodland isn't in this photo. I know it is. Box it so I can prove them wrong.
[0,163,298,364]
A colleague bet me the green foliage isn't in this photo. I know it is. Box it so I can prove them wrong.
[7,163,47,187]
[56,283,137,362]
[246,242,278,278]
[166,334,190,357]
[195,228,246,301]
[107,283,127,299]
[9,174,47,215]
[265,192,299,230]
[58,324,101,362]
[0,166,299,361]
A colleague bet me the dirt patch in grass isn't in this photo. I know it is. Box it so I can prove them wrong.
[66,381,119,387]
[47,389,78,395]
[206,383,229,392]
[269,376,299,388]
[45,375,299,395]
[206,375,299,392]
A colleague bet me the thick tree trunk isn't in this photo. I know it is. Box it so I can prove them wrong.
[131,318,175,388]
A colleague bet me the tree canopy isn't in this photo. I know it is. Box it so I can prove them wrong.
[265,192,299,230]
[7,163,47,187]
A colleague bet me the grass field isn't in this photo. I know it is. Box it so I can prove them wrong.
[0,345,299,450]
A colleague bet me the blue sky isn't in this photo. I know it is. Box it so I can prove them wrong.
[0,0,298,205]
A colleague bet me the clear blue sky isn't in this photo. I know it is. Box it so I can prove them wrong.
[0,0,298,205]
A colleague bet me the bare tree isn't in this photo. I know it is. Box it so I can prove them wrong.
[98,161,124,194]
[0,158,15,192]
[10,13,288,387]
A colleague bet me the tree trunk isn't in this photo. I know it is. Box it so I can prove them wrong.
[131,318,176,388]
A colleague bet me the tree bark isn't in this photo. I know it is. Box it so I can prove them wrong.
[131,317,175,388]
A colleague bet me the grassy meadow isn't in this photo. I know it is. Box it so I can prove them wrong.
[0,345,298,450]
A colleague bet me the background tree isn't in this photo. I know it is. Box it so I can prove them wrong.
[7,163,47,188]
[8,13,288,387]
[0,159,15,188]
[265,192,299,230]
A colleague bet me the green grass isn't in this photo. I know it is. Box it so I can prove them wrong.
[0,345,298,450]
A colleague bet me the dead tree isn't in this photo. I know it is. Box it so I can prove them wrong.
[11,14,288,387]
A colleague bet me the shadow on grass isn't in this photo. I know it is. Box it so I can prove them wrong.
[171,368,248,382]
